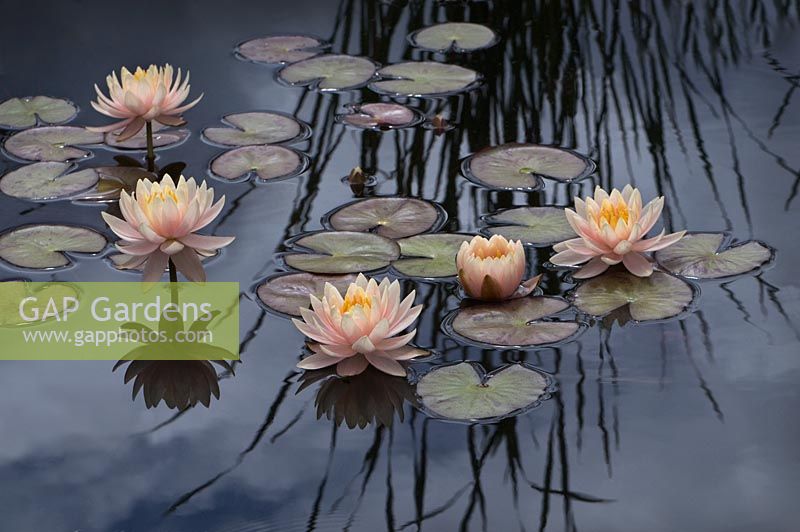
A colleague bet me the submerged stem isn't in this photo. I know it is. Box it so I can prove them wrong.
[145,120,155,172]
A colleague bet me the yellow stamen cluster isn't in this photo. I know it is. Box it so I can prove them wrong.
[144,188,179,204]
[598,199,630,226]
[340,286,372,315]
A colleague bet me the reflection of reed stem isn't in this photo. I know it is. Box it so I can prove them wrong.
[145,120,155,172]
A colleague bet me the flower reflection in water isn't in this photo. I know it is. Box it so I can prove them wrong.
[297,365,419,429]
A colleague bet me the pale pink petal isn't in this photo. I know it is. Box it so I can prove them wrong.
[622,252,654,277]
[297,352,340,370]
[573,257,610,279]
[171,248,206,282]
[365,353,406,377]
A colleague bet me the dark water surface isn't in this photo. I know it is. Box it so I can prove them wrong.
[1,1,799,531]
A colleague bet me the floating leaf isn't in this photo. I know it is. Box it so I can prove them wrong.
[0,162,98,201]
[74,166,154,202]
[370,62,480,96]
[3,126,104,162]
[408,22,498,52]
[447,296,580,348]
[0,225,107,269]
[570,270,695,322]
[338,103,421,130]
[236,35,327,64]
[392,233,471,278]
[416,362,550,421]
[284,231,400,274]
[0,281,80,326]
[654,233,773,279]
[203,112,307,147]
[210,145,307,182]
[104,124,189,150]
[0,96,78,129]
[278,55,377,91]
[324,197,442,239]
[463,143,595,190]
[256,272,358,317]
[481,206,576,246]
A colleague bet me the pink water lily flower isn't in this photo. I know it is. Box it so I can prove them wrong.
[89,64,202,141]
[550,185,685,278]
[456,235,526,300]
[101,175,234,283]
[294,274,425,377]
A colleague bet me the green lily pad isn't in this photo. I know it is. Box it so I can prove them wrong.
[481,206,576,246]
[654,232,774,279]
[416,362,550,421]
[338,103,421,130]
[74,166,155,203]
[284,231,400,274]
[370,62,480,97]
[3,127,104,162]
[278,54,377,91]
[447,296,581,348]
[324,197,442,239]
[462,143,595,191]
[203,112,307,147]
[104,124,189,150]
[0,162,98,201]
[408,22,498,53]
[570,270,696,322]
[0,96,78,129]
[210,145,307,182]
[0,281,80,326]
[256,272,358,317]
[236,35,328,64]
[0,225,107,269]
[392,233,472,278]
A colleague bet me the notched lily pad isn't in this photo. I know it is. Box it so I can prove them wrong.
[323,197,443,239]
[408,22,499,53]
[370,62,480,97]
[210,145,308,182]
[202,112,308,147]
[236,35,328,64]
[0,96,78,129]
[570,270,696,322]
[462,143,595,191]
[104,124,189,150]
[278,55,377,91]
[416,362,550,422]
[446,296,581,348]
[0,162,99,201]
[283,231,400,274]
[392,233,472,279]
[654,232,774,279]
[338,103,422,130]
[481,206,576,246]
[0,225,107,269]
[256,272,358,317]
[3,126,104,162]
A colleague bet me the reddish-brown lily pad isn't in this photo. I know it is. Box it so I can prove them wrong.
[256,272,358,317]
[323,197,443,239]
[446,296,581,348]
[236,35,328,64]
[338,103,421,130]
